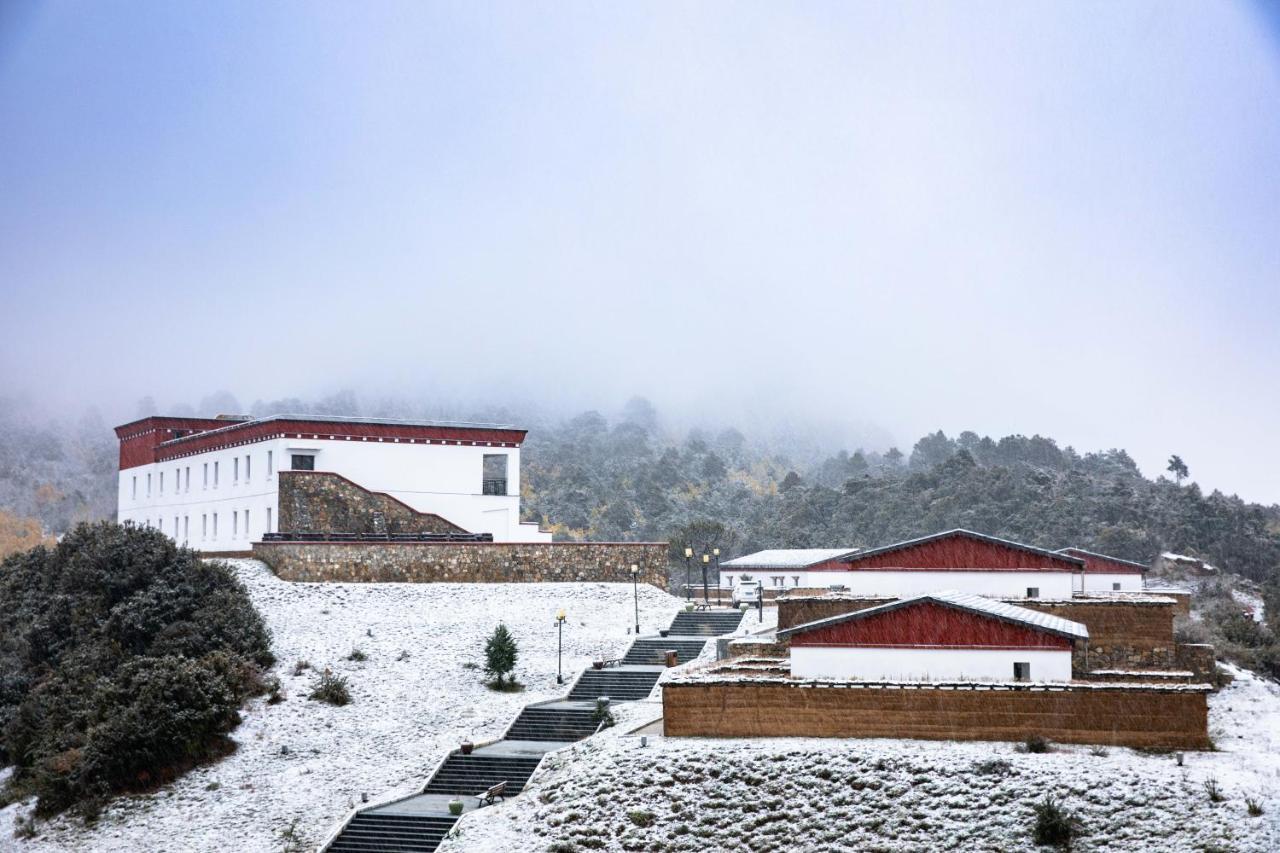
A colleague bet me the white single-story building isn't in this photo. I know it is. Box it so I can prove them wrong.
[778,589,1088,683]
[719,548,861,590]
[1055,547,1147,592]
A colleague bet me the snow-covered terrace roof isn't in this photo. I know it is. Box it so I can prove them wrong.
[721,548,861,570]
[776,589,1089,641]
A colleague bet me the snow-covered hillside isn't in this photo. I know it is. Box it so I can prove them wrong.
[0,560,684,852]
[445,665,1280,852]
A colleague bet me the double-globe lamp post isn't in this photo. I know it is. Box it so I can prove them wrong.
[555,608,566,684]
[630,564,640,635]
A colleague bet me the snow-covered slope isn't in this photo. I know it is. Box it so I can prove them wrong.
[0,559,684,852]
[445,665,1280,852]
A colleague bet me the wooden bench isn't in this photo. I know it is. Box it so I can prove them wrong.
[475,781,507,807]
[693,603,714,612]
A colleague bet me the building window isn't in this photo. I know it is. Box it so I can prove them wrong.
[159,471,164,495]
[291,454,315,471]
[233,511,238,537]
[212,513,218,539]
[793,576,801,586]
[1112,582,1121,591]
[233,458,239,483]
[266,507,273,533]
[771,576,785,587]
[173,515,178,537]
[1013,662,1031,681]
[132,476,137,500]
[482,454,508,495]
[202,514,207,539]
[243,509,249,538]
[1026,587,1040,598]
[245,455,251,482]
[183,516,189,541]
[267,450,273,477]
[203,463,209,489]
[146,473,152,497]
[214,461,219,487]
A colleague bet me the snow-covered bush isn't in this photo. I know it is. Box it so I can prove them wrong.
[0,522,273,818]
[308,669,351,706]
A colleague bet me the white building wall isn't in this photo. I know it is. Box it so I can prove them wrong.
[790,646,1073,682]
[1076,572,1144,593]
[117,445,280,553]
[117,432,551,549]
[722,569,1074,599]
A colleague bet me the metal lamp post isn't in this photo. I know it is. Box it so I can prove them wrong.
[555,609,566,684]
[712,547,720,603]
[701,554,710,605]
[630,564,640,635]
[683,546,693,601]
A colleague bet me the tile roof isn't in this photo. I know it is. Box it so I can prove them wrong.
[836,529,1085,568]
[776,589,1090,641]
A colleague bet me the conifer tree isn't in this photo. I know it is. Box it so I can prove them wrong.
[1167,454,1189,485]
[483,623,518,687]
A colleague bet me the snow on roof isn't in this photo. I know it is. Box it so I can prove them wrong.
[721,548,861,569]
[776,589,1089,641]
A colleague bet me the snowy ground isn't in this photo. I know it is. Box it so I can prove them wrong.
[444,664,1280,852]
[0,560,684,852]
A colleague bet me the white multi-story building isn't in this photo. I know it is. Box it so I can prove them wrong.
[115,413,551,553]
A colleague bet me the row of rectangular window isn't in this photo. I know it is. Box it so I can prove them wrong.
[132,451,275,500]
[141,506,274,541]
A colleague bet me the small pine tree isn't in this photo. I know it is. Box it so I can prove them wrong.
[484,623,518,687]
[1167,454,1189,485]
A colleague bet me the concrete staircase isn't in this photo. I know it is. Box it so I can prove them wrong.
[326,813,457,853]
[568,667,663,702]
[668,608,745,636]
[504,703,600,741]
[622,637,709,665]
[422,753,542,797]
[324,604,748,853]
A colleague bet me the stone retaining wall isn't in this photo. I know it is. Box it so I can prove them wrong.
[252,540,669,586]
[277,471,465,535]
[663,680,1211,749]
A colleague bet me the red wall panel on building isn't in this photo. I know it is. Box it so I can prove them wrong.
[841,535,1079,571]
[1060,548,1145,576]
[789,601,1072,650]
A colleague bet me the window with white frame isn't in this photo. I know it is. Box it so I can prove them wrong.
[202,514,207,539]
[132,476,137,500]
[203,463,209,489]
[267,450,273,477]
[266,507,273,533]
[243,509,249,538]
[245,454,251,482]
[183,515,189,541]
[159,471,164,495]
[146,473,152,497]
[185,466,191,492]
[212,513,218,538]
[233,457,239,483]
[233,511,238,537]
[214,461,219,487]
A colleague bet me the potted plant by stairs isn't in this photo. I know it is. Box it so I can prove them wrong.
[448,799,464,816]
[684,602,695,612]
[460,740,474,755]
[592,658,605,670]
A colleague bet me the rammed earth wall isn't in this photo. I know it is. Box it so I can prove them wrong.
[252,540,669,586]
[663,680,1212,749]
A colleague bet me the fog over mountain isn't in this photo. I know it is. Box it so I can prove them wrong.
[1,2,1278,502]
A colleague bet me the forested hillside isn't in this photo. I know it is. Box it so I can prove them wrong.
[520,405,1280,585]
[2,396,1278,587]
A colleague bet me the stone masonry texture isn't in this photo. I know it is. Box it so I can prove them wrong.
[252,540,669,587]
[277,470,465,535]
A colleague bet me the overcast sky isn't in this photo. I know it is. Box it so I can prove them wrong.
[1,2,1278,502]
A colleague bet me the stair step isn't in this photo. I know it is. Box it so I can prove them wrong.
[328,815,457,853]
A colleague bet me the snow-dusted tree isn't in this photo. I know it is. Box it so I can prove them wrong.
[483,623,518,688]
[1167,454,1189,485]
